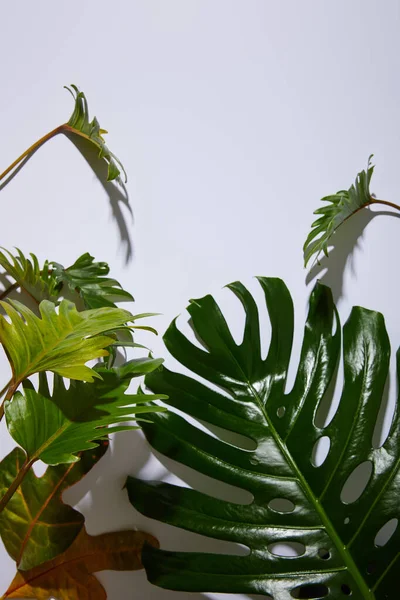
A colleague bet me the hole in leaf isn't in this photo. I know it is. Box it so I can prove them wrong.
[311,436,331,467]
[374,518,398,547]
[344,517,350,525]
[32,461,47,477]
[366,561,377,575]
[341,583,352,595]
[277,406,286,418]
[268,542,305,557]
[268,498,295,513]
[318,548,331,560]
[291,584,329,599]
[340,461,373,504]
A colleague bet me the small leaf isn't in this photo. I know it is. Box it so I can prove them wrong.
[0,299,133,386]
[64,85,127,183]
[0,443,107,570]
[2,526,158,599]
[51,252,134,309]
[303,157,374,267]
[5,362,167,465]
[0,248,59,303]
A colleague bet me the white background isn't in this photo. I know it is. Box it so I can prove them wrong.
[1,1,400,598]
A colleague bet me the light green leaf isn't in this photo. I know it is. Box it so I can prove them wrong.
[128,277,400,599]
[303,157,374,267]
[0,248,59,303]
[64,85,127,183]
[51,252,134,309]
[0,299,133,386]
[5,361,167,465]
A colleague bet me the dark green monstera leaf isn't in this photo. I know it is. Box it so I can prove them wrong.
[127,277,399,600]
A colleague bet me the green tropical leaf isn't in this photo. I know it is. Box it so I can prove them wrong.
[303,157,374,267]
[0,299,133,388]
[0,248,59,303]
[64,84,127,183]
[5,360,167,466]
[127,277,399,599]
[0,443,107,570]
[51,252,134,309]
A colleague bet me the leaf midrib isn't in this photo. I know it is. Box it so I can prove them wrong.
[247,379,374,599]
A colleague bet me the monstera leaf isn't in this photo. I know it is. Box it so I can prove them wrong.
[303,158,375,267]
[2,526,158,599]
[0,443,107,570]
[51,252,134,309]
[127,277,400,599]
[0,248,58,303]
[5,360,166,466]
[0,298,132,390]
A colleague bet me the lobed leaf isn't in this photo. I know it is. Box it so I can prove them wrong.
[0,248,59,303]
[0,299,133,385]
[64,84,127,183]
[0,444,107,571]
[303,157,374,267]
[5,360,167,465]
[1,526,158,599]
[51,252,134,309]
[127,277,400,599]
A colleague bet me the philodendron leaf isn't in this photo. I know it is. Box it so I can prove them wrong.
[0,298,132,387]
[303,157,374,267]
[0,248,59,303]
[2,526,158,599]
[51,252,134,309]
[64,84,127,182]
[127,278,400,599]
[0,443,107,571]
[5,360,167,465]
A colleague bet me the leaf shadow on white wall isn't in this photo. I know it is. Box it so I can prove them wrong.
[305,209,400,303]
[67,135,134,265]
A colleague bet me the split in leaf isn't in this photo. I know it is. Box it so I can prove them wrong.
[0,443,107,571]
[1,526,158,599]
[51,252,134,309]
[5,360,167,466]
[0,248,58,304]
[0,298,133,387]
[127,277,400,599]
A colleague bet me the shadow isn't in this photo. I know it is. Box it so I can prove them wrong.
[67,134,134,264]
[0,148,42,192]
[0,133,134,264]
[305,209,400,303]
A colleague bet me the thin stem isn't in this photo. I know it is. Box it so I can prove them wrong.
[370,197,400,213]
[0,383,17,422]
[0,125,65,182]
[0,457,34,514]
[0,379,12,401]
[0,282,19,300]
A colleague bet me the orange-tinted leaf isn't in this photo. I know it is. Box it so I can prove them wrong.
[2,527,158,600]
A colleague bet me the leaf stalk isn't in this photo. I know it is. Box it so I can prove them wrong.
[0,457,34,514]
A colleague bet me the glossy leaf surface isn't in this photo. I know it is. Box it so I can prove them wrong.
[51,252,134,309]
[0,299,132,385]
[64,84,126,182]
[128,278,400,599]
[5,360,167,465]
[303,157,374,266]
[0,444,107,570]
[2,526,158,599]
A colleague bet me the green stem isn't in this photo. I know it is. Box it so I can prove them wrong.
[0,383,17,422]
[0,457,34,514]
[0,124,64,182]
